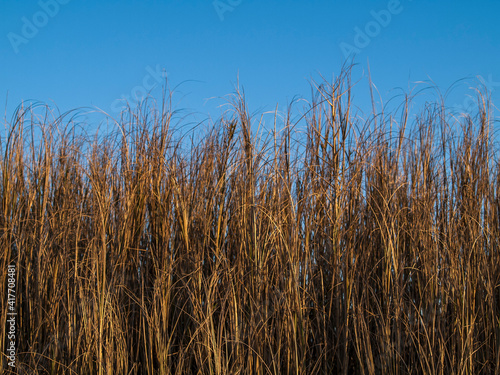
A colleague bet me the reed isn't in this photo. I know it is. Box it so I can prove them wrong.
[1,68,499,374]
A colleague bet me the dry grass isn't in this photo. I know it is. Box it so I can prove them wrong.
[1,68,499,374]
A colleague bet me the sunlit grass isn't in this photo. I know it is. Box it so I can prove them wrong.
[1,68,499,374]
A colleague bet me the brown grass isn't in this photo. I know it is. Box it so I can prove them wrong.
[1,68,499,374]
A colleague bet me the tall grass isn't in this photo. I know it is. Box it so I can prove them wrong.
[1,69,499,374]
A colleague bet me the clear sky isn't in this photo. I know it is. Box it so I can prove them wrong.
[1,0,499,132]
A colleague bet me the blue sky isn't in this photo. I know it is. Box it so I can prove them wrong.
[1,0,499,132]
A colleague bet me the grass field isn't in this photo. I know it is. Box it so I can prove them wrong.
[1,69,499,374]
